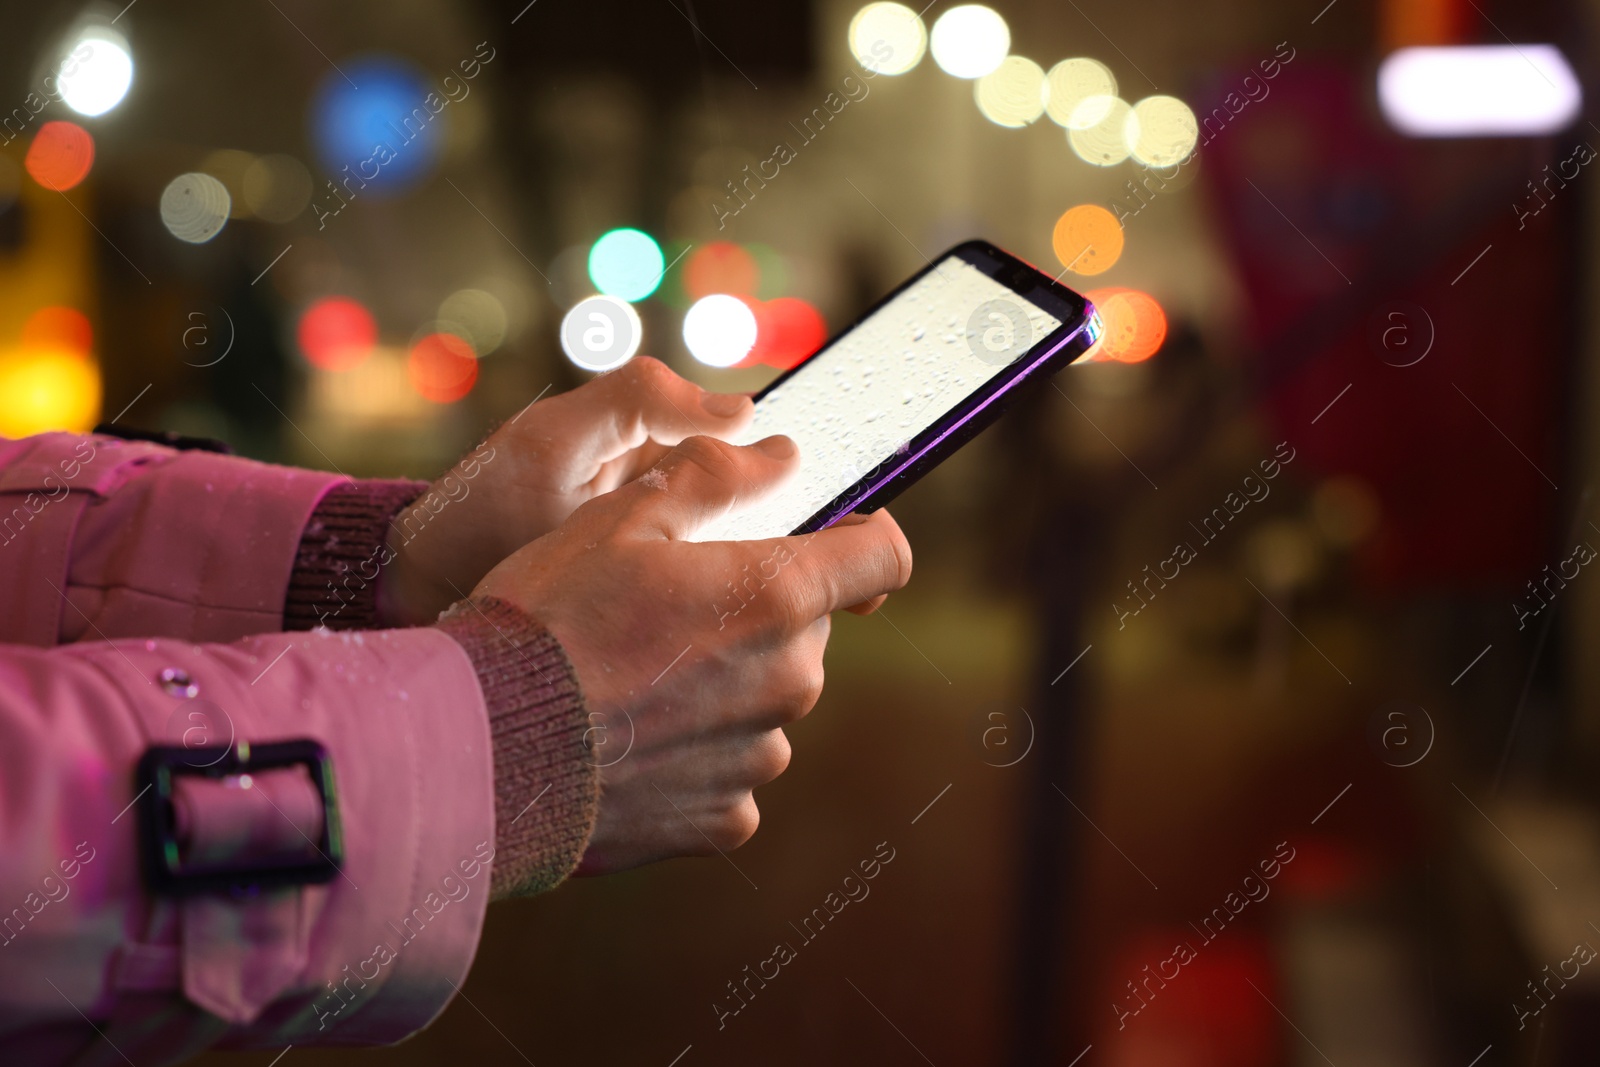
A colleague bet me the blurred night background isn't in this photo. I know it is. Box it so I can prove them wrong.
[4,0,1600,1063]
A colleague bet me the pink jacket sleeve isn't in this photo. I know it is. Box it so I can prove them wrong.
[0,433,501,1062]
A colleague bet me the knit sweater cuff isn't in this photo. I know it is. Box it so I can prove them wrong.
[435,596,599,899]
[284,479,427,631]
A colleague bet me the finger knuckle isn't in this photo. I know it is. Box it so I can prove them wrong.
[676,434,739,480]
[719,797,761,849]
[781,661,824,722]
[623,355,670,387]
[754,730,792,783]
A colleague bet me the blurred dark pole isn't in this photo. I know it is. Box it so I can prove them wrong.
[1003,484,1104,1065]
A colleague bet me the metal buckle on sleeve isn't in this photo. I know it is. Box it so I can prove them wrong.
[136,739,345,896]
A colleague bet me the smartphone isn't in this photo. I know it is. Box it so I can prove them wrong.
[689,239,1102,543]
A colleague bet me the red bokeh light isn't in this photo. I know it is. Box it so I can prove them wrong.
[743,296,826,369]
[408,332,478,403]
[685,242,759,300]
[24,122,94,192]
[1085,287,1168,364]
[297,298,377,371]
[21,306,93,355]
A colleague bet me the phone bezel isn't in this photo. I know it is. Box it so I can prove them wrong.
[750,238,1100,536]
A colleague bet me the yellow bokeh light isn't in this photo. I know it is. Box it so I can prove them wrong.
[1044,58,1117,129]
[849,3,927,76]
[0,350,102,437]
[1068,96,1133,166]
[1126,95,1199,167]
[975,56,1046,126]
[1052,205,1124,275]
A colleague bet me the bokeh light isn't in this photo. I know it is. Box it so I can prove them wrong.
[1126,95,1199,167]
[1085,287,1167,363]
[243,154,313,223]
[297,297,377,371]
[160,173,231,244]
[684,294,759,368]
[1043,58,1118,129]
[849,3,927,76]
[1068,96,1134,166]
[1378,44,1581,136]
[588,228,666,302]
[1052,205,1124,275]
[24,122,94,192]
[560,295,642,372]
[437,288,508,355]
[747,297,827,370]
[408,332,479,403]
[930,6,1010,79]
[975,56,1046,127]
[21,307,92,354]
[58,29,133,118]
[685,241,759,299]
[311,56,442,192]
[200,149,257,218]
[0,351,101,437]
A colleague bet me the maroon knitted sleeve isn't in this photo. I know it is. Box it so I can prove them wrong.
[286,483,599,899]
[284,479,427,631]
[435,596,599,898]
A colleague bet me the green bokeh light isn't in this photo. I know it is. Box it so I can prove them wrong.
[588,228,666,302]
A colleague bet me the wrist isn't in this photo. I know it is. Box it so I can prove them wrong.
[377,503,464,627]
[286,479,427,631]
[435,596,598,900]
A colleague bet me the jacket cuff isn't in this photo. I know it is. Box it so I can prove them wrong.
[435,597,599,898]
[284,480,427,631]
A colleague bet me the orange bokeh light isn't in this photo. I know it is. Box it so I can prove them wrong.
[1052,204,1124,276]
[21,306,92,355]
[297,298,377,371]
[408,332,478,403]
[1085,287,1167,363]
[685,242,759,299]
[24,122,95,192]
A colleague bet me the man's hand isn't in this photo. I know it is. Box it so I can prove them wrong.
[380,358,754,626]
[469,434,913,874]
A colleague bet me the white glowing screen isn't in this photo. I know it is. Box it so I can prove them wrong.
[690,258,1063,542]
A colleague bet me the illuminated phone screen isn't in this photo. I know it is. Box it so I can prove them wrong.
[690,256,1065,543]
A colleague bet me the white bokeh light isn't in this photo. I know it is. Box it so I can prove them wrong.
[683,295,758,368]
[930,6,1009,79]
[849,3,927,76]
[561,295,642,372]
[1125,95,1199,167]
[1043,58,1117,129]
[160,173,231,244]
[1068,96,1133,166]
[1378,45,1580,136]
[58,31,134,118]
[976,56,1045,127]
